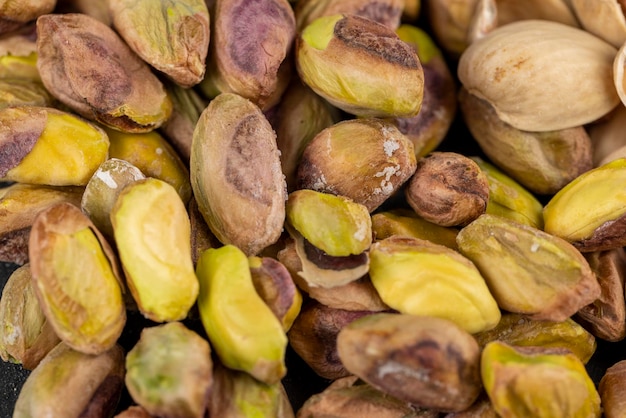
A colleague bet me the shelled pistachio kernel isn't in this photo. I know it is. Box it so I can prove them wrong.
[296,14,424,118]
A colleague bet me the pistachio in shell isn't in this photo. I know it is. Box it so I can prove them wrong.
[28,202,126,355]
[294,0,405,31]
[570,0,626,48]
[0,106,109,186]
[481,341,601,418]
[458,19,619,132]
[337,313,482,412]
[457,214,601,322]
[125,322,213,418]
[36,13,172,133]
[190,92,286,256]
[599,359,626,418]
[0,264,61,370]
[13,342,125,418]
[0,0,56,35]
[111,178,198,323]
[369,235,501,334]
[296,14,424,118]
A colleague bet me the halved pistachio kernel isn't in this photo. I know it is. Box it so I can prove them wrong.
[481,342,601,418]
[191,92,286,256]
[125,322,213,418]
[369,235,501,334]
[0,106,109,186]
[111,178,198,323]
[28,203,125,355]
[544,158,626,252]
[297,118,417,213]
[457,214,600,322]
[337,313,482,412]
[196,245,287,385]
[13,342,125,418]
[294,0,404,32]
[473,313,596,364]
[296,14,424,118]
[0,264,60,370]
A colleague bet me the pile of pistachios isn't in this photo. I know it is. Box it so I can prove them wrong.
[3,0,626,416]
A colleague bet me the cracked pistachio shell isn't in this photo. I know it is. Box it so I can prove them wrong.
[337,313,482,412]
[36,13,172,133]
[125,322,213,418]
[544,158,626,252]
[369,235,501,334]
[296,14,424,118]
[196,245,287,385]
[111,178,199,323]
[458,20,619,132]
[190,92,286,256]
[457,214,601,322]
[294,0,405,31]
[297,118,417,212]
[481,341,601,418]
[29,203,126,355]
[571,0,626,48]
[0,0,56,34]
[109,0,210,88]
[0,264,61,369]
[13,342,125,418]
[0,106,109,186]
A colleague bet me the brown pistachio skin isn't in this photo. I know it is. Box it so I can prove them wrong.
[405,152,489,227]
[599,360,626,418]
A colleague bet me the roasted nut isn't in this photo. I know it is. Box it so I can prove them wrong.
[599,359,626,418]
[111,178,199,323]
[296,14,424,118]
[190,92,286,256]
[125,322,213,418]
[0,78,55,109]
[457,214,601,322]
[369,235,501,333]
[337,313,482,412]
[294,0,405,31]
[297,118,417,212]
[196,244,287,385]
[29,202,126,355]
[0,0,56,35]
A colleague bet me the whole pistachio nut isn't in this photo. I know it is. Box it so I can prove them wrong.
[202,0,295,109]
[481,341,601,418]
[29,202,126,355]
[0,78,55,109]
[470,157,544,230]
[458,20,619,132]
[0,24,39,80]
[0,0,56,35]
[543,158,626,252]
[36,13,172,133]
[109,0,210,88]
[599,359,626,418]
[296,14,424,118]
[337,313,482,412]
[125,322,213,418]
[0,182,83,265]
[190,92,286,256]
[369,235,501,334]
[294,0,405,32]
[210,362,295,418]
[0,264,61,369]
[13,342,125,418]
[111,178,198,322]
[459,88,593,195]
[0,106,109,186]
[196,245,287,385]
[473,313,597,364]
[575,248,626,342]
[405,152,490,227]
[425,0,478,57]
[457,214,601,322]
[297,118,417,212]
[571,0,626,48]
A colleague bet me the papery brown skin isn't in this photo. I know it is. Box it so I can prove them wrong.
[295,0,405,31]
[576,248,626,342]
[36,13,172,133]
[0,105,45,178]
[572,215,626,253]
[405,152,489,227]
[0,0,56,34]
[599,360,626,418]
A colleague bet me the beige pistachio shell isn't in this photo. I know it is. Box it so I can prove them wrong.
[458,19,619,132]
[589,106,626,167]
[571,0,626,48]
[466,0,497,44]
[495,0,580,27]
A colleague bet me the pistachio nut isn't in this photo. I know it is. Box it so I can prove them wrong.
[571,0,626,48]
[294,0,405,31]
[196,245,287,385]
[0,78,55,109]
[369,235,501,333]
[588,105,626,167]
[494,0,579,28]
[111,178,199,323]
[188,196,221,266]
[458,20,619,132]
[0,0,56,35]
[425,0,478,57]
[125,322,213,418]
[599,359,626,418]
[29,202,126,355]
[466,0,497,44]
[296,14,424,118]
[0,24,39,80]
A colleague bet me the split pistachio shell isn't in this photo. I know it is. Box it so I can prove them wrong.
[571,0,626,48]
[458,20,620,132]
[613,39,626,108]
